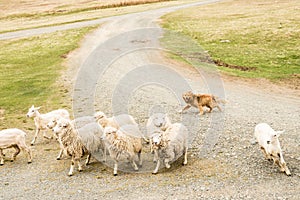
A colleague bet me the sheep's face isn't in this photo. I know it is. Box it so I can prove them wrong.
[151,131,169,150]
[102,127,118,140]
[267,130,284,144]
[152,113,170,129]
[94,111,106,121]
[53,119,70,134]
[47,117,58,129]
[152,133,162,146]
[26,105,40,118]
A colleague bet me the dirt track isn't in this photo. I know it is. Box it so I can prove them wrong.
[1,1,300,199]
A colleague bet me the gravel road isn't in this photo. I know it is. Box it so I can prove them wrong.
[1,0,300,199]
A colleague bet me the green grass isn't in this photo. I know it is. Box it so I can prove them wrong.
[161,0,300,82]
[0,26,98,128]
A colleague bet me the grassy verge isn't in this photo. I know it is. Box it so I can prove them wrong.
[161,0,300,83]
[0,26,98,129]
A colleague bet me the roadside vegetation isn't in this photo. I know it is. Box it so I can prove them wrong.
[0,26,98,129]
[161,0,300,84]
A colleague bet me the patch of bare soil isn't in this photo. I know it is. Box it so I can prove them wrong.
[214,60,257,71]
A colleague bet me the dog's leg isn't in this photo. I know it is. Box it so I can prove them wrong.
[197,105,204,115]
[216,104,222,112]
[178,105,191,113]
[207,105,213,113]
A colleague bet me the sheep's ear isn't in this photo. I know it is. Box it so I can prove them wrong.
[36,106,41,110]
[276,130,285,136]
[30,105,34,109]
[63,122,69,128]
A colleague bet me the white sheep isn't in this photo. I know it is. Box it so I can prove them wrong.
[146,113,172,152]
[151,123,188,174]
[94,111,137,129]
[53,118,105,176]
[26,105,70,145]
[102,126,143,176]
[254,123,291,176]
[146,113,172,138]
[0,128,32,165]
[47,115,96,160]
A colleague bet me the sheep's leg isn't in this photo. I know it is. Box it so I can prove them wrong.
[56,149,63,160]
[183,147,188,165]
[68,157,75,176]
[164,151,175,169]
[19,141,32,163]
[137,151,142,167]
[277,153,291,176]
[0,150,5,157]
[131,160,138,171]
[178,105,191,113]
[102,148,106,163]
[0,149,4,166]
[12,145,21,162]
[77,158,83,172]
[85,153,91,166]
[152,159,160,174]
[113,160,118,176]
[25,147,32,164]
[42,130,52,140]
[164,159,171,169]
[260,147,271,161]
[31,128,40,145]
[153,149,159,163]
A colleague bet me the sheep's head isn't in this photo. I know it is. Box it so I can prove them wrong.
[47,116,59,129]
[26,105,40,118]
[151,131,169,150]
[94,111,107,121]
[102,126,118,140]
[151,113,171,130]
[53,118,70,135]
[267,130,285,144]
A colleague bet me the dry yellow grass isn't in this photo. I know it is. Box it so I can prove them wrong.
[0,0,171,18]
[0,0,198,33]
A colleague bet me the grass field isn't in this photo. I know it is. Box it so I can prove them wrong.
[0,0,198,33]
[0,26,98,129]
[161,0,300,83]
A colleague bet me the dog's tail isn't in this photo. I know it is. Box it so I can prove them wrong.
[213,95,228,104]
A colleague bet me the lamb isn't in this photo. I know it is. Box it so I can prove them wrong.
[53,118,105,176]
[26,105,70,145]
[254,123,291,176]
[47,115,96,160]
[102,126,143,176]
[0,128,32,165]
[94,111,137,129]
[150,123,188,174]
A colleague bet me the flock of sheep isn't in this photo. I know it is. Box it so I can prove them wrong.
[0,96,292,176]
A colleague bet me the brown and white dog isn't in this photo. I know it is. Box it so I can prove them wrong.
[179,91,225,115]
